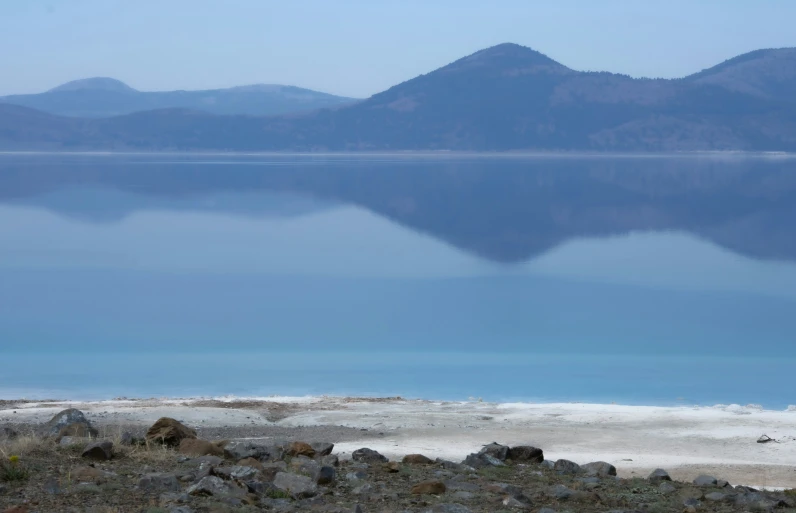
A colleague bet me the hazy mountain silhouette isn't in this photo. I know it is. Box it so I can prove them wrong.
[1,154,794,264]
[2,44,796,150]
[0,77,358,118]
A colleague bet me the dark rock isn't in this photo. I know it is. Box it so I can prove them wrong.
[716,479,731,488]
[412,480,447,495]
[229,465,259,480]
[659,482,677,494]
[508,445,543,463]
[446,480,480,492]
[178,438,223,457]
[346,470,367,481]
[81,440,113,460]
[0,427,18,440]
[352,447,388,464]
[463,452,504,469]
[581,461,617,477]
[314,465,335,485]
[352,505,363,513]
[119,431,135,446]
[321,454,339,467]
[273,471,318,499]
[478,442,510,461]
[693,474,718,486]
[290,454,321,476]
[145,417,197,447]
[553,459,581,474]
[45,408,91,436]
[648,468,671,482]
[186,475,245,498]
[286,441,316,457]
[310,442,334,456]
[438,459,476,472]
[502,495,533,509]
[539,460,555,470]
[222,440,270,461]
[139,473,181,493]
[403,453,435,464]
[548,484,573,500]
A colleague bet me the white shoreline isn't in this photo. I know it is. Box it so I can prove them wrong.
[3,396,795,488]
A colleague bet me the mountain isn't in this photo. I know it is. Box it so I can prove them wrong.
[2,43,796,151]
[0,78,358,118]
[685,48,796,101]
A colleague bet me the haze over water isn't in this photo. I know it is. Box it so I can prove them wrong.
[1,153,795,407]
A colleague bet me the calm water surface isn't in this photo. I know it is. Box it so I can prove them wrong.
[1,153,795,407]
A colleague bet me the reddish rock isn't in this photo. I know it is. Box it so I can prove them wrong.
[145,417,197,447]
[403,454,434,464]
[411,480,447,495]
[286,441,316,457]
[178,438,224,457]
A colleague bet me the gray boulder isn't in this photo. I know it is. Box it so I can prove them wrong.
[548,484,574,500]
[648,468,671,482]
[478,442,510,461]
[553,459,581,474]
[222,440,271,461]
[346,470,368,481]
[273,471,318,499]
[539,460,555,470]
[508,445,543,463]
[138,473,181,493]
[502,495,533,509]
[45,408,92,435]
[581,461,617,477]
[314,465,335,485]
[463,452,504,469]
[229,465,259,480]
[81,440,113,460]
[311,442,335,456]
[693,474,718,486]
[187,476,245,498]
[352,447,388,464]
[322,454,339,467]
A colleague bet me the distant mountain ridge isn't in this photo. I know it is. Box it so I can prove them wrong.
[0,78,358,118]
[2,43,796,151]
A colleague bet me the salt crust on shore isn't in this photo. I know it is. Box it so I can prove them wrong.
[2,396,795,488]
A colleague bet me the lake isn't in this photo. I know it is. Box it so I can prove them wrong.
[1,153,795,407]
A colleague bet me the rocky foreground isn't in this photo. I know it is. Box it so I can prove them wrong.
[1,409,794,513]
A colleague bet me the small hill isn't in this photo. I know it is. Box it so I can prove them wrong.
[0,79,358,118]
[48,77,138,93]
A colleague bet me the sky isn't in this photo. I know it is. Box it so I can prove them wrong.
[1,0,795,98]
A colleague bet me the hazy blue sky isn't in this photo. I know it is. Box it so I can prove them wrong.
[2,0,795,97]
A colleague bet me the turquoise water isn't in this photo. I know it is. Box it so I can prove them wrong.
[1,153,795,407]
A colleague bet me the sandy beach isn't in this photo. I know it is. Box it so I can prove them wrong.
[2,396,794,489]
